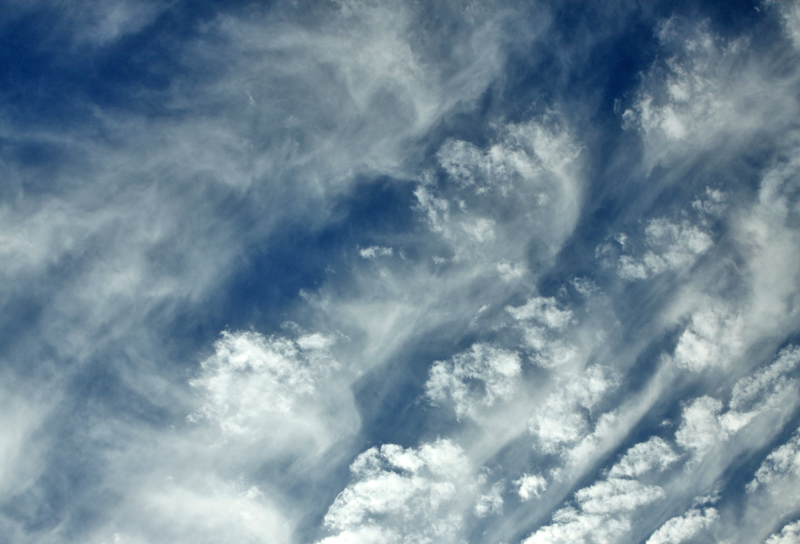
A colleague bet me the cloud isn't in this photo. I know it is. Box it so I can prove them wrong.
[671,300,744,372]
[616,219,713,281]
[474,481,504,518]
[748,430,800,493]
[416,117,584,265]
[607,436,680,479]
[528,366,615,454]
[645,506,719,544]
[766,0,800,48]
[425,343,522,420]
[765,520,800,544]
[515,473,547,501]
[522,475,665,544]
[621,18,799,170]
[664,345,800,488]
[507,296,584,368]
[318,439,473,544]
[5,3,800,544]
[189,330,337,433]
[359,246,393,259]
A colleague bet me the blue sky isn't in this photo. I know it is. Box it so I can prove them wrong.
[2,1,800,543]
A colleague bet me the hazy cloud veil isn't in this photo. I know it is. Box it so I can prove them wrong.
[2,1,800,543]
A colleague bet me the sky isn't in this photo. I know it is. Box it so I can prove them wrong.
[2,1,800,543]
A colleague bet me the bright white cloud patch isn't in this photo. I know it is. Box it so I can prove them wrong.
[646,507,719,544]
[515,473,547,501]
[528,366,615,453]
[765,520,800,544]
[608,437,680,479]
[426,343,522,419]
[748,430,800,493]
[318,439,473,544]
[190,330,338,435]
[522,477,665,544]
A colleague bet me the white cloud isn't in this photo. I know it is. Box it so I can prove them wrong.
[359,246,393,259]
[496,261,526,282]
[765,520,800,544]
[691,187,727,216]
[672,300,744,372]
[617,219,713,281]
[528,366,614,454]
[318,439,473,544]
[507,296,573,329]
[190,330,337,434]
[474,482,504,517]
[621,19,799,170]
[748,430,800,493]
[729,345,800,414]
[766,0,800,48]
[522,477,665,544]
[129,481,292,544]
[515,473,547,501]
[645,507,719,544]
[507,296,584,368]
[608,436,680,479]
[575,478,665,515]
[425,343,521,419]
[675,396,726,460]
[418,118,584,265]
[673,346,800,469]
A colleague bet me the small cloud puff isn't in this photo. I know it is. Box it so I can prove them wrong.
[672,301,743,372]
[608,437,680,479]
[515,473,547,501]
[426,343,522,419]
[359,246,393,259]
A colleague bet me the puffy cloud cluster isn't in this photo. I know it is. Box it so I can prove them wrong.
[671,300,744,372]
[523,436,677,544]
[765,520,800,544]
[425,343,521,420]
[528,366,615,454]
[507,296,581,368]
[416,118,583,266]
[515,473,547,501]
[645,506,719,544]
[675,346,800,463]
[616,219,713,281]
[318,439,473,544]
[748,430,800,494]
[621,18,798,170]
[190,331,337,433]
[607,437,680,479]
